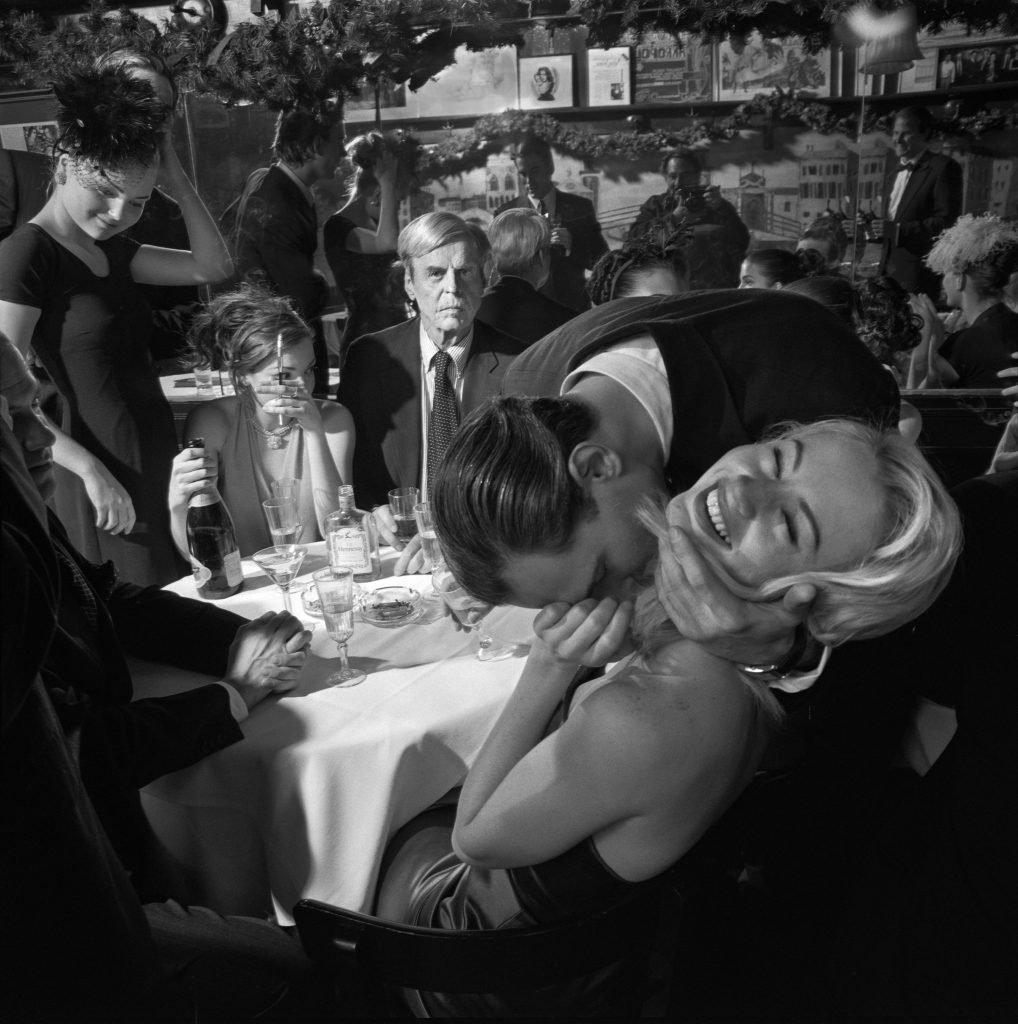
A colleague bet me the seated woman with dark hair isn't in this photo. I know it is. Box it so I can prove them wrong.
[738,246,828,289]
[587,237,688,305]
[168,284,354,557]
[375,415,961,1017]
[797,215,849,274]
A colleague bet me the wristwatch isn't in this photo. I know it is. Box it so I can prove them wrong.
[740,624,820,683]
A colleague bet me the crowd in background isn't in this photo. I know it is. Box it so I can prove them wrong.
[1,57,1017,1022]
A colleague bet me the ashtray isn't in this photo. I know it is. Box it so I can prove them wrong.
[359,586,423,628]
[299,584,323,618]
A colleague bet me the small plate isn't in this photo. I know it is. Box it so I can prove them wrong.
[359,586,423,628]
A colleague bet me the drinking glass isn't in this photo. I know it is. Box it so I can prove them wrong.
[413,501,443,570]
[388,487,420,545]
[263,496,302,549]
[252,544,307,614]
[271,477,300,502]
[313,567,366,687]
[431,563,521,662]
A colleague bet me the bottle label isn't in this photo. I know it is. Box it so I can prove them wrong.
[328,530,370,572]
[222,549,243,586]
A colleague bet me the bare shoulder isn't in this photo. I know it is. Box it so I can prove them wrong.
[576,643,755,768]
[182,397,236,449]
[318,398,354,431]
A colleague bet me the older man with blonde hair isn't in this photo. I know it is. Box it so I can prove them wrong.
[476,208,576,346]
[337,211,524,534]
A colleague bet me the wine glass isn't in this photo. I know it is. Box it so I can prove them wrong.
[431,563,522,663]
[252,544,307,614]
[312,566,366,688]
[262,496,303,549]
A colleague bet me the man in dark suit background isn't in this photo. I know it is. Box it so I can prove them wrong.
[878,105,963,298]
[495,135,608,313]
[476,208,575,346]
[337,211,524,539]
[232,104,345,395]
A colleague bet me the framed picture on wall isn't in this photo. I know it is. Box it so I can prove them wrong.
[717,32,831,101]
[935,39,1018,89]
[587,46,631,106]
[519,54,575,109]
[634,32,714,103]
[417,46,518,118]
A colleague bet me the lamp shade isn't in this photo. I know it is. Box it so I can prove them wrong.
[859,31,925,75]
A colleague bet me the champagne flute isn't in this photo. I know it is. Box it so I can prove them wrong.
[313,567,366,687]
[262,496,302,549]
[431,563,521,663]
[252,544,307,614]
[388,487,420,545]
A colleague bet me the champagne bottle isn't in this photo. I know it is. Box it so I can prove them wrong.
[325,484,380,582]
[184,438,243,599]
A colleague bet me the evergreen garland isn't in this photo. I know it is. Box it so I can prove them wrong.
[416,92,1018,181]
[0,0,1013,181]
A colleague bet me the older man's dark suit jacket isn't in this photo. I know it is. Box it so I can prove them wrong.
[338,317,525,509]
[476,275,576,348]
[879,150,963,297]
[502,288,900,493]
[495,191,608,313]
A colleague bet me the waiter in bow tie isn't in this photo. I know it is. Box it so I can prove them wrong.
[878,105,963,298]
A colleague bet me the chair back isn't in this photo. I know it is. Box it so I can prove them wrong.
[295,883,674,1016]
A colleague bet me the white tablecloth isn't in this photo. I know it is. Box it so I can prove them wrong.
[135,543,534,925]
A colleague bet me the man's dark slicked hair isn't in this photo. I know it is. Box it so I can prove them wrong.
[431,395,597,605]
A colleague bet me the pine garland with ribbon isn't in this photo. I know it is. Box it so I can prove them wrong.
[416,91,1018,181]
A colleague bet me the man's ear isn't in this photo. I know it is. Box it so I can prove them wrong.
[403,268,416,307]
[567,442,623,488]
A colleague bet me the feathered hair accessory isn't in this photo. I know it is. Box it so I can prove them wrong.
[52,65,168,169]
[926,213,1018,276]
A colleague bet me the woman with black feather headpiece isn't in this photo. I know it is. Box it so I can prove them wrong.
[0,65,233,586]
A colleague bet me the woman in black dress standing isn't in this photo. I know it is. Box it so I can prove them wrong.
[323,131,416,365]
[0,66,232,585]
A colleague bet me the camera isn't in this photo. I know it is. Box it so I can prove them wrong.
[676,185,711,213]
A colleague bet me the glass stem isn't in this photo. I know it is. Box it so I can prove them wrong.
[337,642,350,672]
[281,586,293,614]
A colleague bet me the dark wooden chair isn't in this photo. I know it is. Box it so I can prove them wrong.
[904,388,1011,490]
[294,883,679,1018]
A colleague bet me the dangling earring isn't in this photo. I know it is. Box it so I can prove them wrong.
[55,165,67,185]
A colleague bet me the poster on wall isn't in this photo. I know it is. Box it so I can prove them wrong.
[519,54,575,110]
[0,121,57,153]
[633,31,713,103]
[587,47,632,106]
[717,32,831,100]
[344,79,413,123]
[416,46,518,118]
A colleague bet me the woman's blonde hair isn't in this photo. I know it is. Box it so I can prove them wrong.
[925,213,1018,297]
[634,419,962,652]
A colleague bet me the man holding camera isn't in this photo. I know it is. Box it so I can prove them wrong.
[628,148,750,289]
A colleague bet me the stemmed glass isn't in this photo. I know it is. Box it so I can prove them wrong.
[252,544,307,614]
[312,566,366,688]
[430,561,522,663]
[262,496,302,549]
